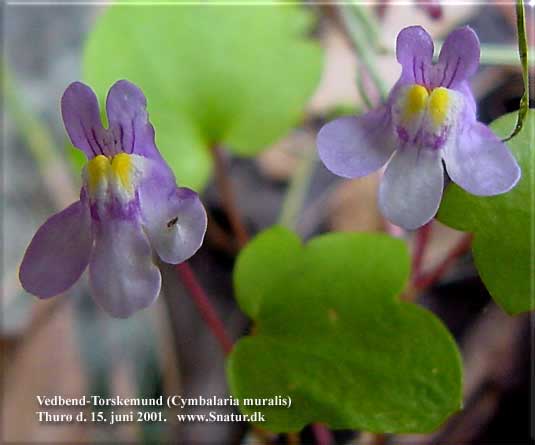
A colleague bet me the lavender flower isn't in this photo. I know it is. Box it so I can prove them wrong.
[317,26,520,230]
[19,80,207,317]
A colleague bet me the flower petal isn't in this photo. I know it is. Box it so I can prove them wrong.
[379,147,444,230]
[317,108,396,179]
[137,158,206,263]
[89,217,161,318]
[106,80,161,159]
[443,122,521,196]
[19,201,93,298]
[396,25,434,86]
[143,187,207,264]
[61,82,105,158]
[436,26,480,89]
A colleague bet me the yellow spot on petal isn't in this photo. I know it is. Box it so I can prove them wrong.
[428,87,450,126]
[403,84,429,119]
[87,155,110,193]
[111,153,133,191]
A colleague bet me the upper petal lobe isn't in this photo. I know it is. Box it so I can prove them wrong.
[435,26,480,89]
[89,217,161,318]
[396,25,434,86]
[317,108,396,179]
[106,80,161,160]
[379,147,444,230]
[61,82,105,158]
[20,200,93,298]
[443,122,520,196]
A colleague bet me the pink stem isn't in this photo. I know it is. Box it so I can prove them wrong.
[178,263,331,445]
[178,261,339,445]
[413,233,473,290]
[311,423,334,445]
[176,262,234,355]
[411,221,433,283]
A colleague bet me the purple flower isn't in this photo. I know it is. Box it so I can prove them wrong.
[19,80,207,318]
[317,26,521,230]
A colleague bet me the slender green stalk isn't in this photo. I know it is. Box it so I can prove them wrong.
[349,3,380,49]
[503,0,530,142]
[2,64,78,210]
[278,150,317,230]
[3,66,63,168]
[339,4,388,101]
[356,70,374,110]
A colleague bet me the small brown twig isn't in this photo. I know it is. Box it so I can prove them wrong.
[413,234,474,290]
[205,210,238,255]
[210,145,250,248]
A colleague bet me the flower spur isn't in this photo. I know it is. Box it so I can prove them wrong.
[317,26,521,230]
[20,80,207,317]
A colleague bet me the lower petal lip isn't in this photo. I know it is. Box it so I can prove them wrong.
[19,200,93,298]
[442,122,522,196]
[88,216,162,318]
[317,109,396,179]
[378,146,445,230]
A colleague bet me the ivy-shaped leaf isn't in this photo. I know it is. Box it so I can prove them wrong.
[83,4,322,190]
[227,227,462,433]
[438,110,534,315]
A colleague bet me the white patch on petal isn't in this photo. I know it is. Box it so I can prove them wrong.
[109,153,146,203]
[392,84,464,151]
[421,87,464,149]
[83,153,146,203]
[392,84,429,143]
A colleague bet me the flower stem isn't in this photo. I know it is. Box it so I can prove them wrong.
[176,262,294,445]
[3,64,78,208]
[413,233,473,290]
[278,151,317,230]
[338,4,388,101]
[211,145,250,248]
[399,222,433,302]
[411,221,433,282]
[176,262,234,355]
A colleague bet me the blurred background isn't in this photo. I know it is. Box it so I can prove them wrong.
[1,1,533,444]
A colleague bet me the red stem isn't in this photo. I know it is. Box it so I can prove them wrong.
[176,262,234,355]
[211,145,250,248]
[413,233,473,290]
[411,221,433,283]
[311,423,334,445]
[177,262,332,445]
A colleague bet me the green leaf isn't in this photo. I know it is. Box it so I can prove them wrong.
[228,227,462,433]
[438,110,534,315]
[83,4,322,190]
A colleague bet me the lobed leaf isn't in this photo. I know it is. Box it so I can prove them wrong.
[228,227,462,433]
[438,110,534,314]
